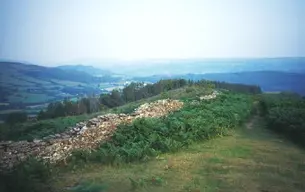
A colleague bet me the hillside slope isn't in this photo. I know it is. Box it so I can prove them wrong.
[56,65,114,76]
[54,117,305,192]
[1,87,304,192]
[0,62,101,83]
[0,62,110,105]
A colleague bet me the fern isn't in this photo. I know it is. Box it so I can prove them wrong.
[70,92,253,166]
[68,181,107,192]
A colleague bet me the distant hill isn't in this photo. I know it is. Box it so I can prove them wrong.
[104,57,305,76]
[133,71,305,95]
[0,62,121,106]
[1,62,102,83]
[56,64,114,76]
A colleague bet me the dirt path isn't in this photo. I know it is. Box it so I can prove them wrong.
[246,117,256,129]
[53,117,305,192]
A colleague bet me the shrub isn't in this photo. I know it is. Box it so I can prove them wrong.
[258,93,305,147]
[0,158,53,192]
[5,111,27,125]
[160,91,170,99]
[185,87,195,93]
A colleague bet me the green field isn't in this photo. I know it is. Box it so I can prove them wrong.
[8,93,55,104]
[0,64,105,105]
[49,79,87,87]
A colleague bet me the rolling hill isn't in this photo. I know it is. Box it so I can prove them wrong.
[0,62,119,106]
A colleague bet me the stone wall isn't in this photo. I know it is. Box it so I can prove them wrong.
[0,99,183,170]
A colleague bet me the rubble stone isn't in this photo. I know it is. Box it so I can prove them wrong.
[0,99,183,170]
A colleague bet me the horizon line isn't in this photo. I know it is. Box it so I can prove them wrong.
[0,56,304,66]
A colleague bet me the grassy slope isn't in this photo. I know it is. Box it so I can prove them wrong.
[53,117,305,192]
[0,62,103,105]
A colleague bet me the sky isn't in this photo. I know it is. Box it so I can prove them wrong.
[0,0,304,66]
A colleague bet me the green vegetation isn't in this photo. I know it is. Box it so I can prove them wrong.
[0,112,104,141]
[4,111,27,125]
[0,79,259,141]
[0,62,106,110]
[0,158,52,192]
[5,81,305,192]
[53,117,305,192]
[8,93,54,104]
[68,181,108,192]
[68,92,253,166]
[258,92,305,147]
[0,88,256,192]
[37,79,189,120]
[35,79,261,121]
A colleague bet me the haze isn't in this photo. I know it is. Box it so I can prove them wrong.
[0,0,304,66]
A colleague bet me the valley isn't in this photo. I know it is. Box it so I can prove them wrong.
[0,62,131,121]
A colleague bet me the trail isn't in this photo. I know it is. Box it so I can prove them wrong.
[54,117,305,192]
[246,117,256,129]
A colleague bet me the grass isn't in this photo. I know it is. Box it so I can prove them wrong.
[52,117,305,192]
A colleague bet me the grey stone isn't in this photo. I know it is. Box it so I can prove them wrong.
[0,99,184,171]
[33,139,41,143]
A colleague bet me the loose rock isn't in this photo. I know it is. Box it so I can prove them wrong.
[0,99,184,170]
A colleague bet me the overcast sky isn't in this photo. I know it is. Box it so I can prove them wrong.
[0,0,304,66]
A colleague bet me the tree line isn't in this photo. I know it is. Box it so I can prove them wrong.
[4,79,262,124]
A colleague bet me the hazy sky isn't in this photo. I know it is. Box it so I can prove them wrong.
[0,0,304,65]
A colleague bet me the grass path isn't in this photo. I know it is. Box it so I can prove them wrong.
[54,117,305,192]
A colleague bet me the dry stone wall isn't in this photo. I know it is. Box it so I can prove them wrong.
[0,99,183,170]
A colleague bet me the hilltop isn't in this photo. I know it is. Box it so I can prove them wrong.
[0,81,305,192]
[54,116,305,192]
